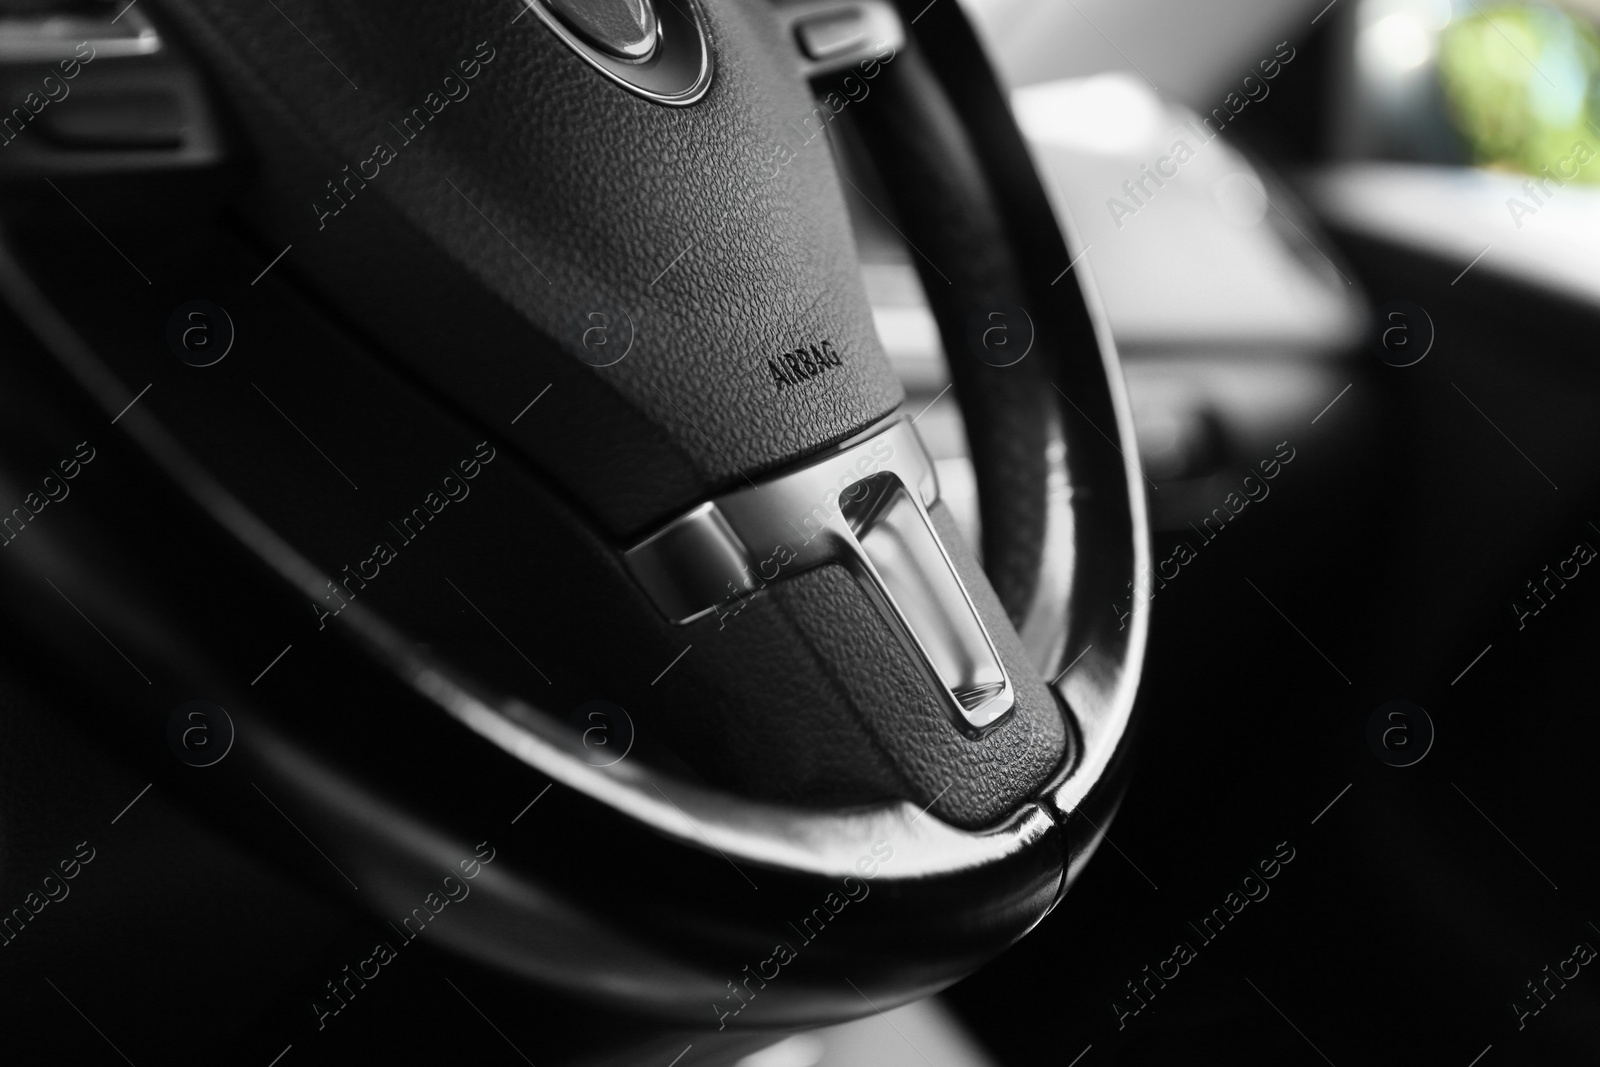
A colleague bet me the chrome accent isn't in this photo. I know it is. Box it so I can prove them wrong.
[520,0,712,107]
[626,501,751,623]
[625,419,1015,735]
[849,476,1009,718]
[542,0,659,63]
[1016,418,1076,674]
[1025,176,1151,869]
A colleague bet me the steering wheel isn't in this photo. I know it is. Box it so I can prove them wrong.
[0,0,1147,1051]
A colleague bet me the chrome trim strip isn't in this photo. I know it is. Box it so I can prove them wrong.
[1026,171,1151,831]
[624,419,1015,735]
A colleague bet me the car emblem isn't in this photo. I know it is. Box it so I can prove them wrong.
[523,0,713,106]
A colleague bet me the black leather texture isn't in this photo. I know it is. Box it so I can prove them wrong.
[155,0,906,537]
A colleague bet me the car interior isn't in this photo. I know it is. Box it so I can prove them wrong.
[1,0,1597,1064]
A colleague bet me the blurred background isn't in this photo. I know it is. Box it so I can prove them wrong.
[868,0,1600,550]
[789,0,1600,1063]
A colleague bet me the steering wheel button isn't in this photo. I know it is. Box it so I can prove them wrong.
[795,10,870,61]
